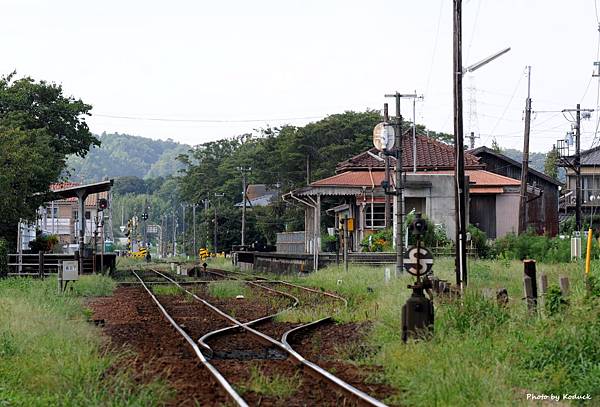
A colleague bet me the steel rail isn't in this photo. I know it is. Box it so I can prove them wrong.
[150,268,388,407]
[131,270,248,407]
[197,276,300,355]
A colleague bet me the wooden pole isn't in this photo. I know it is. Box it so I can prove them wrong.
[453,0,468,287]
[518,66,532,234]
[575,104,582,232]
[523,259,537,312]
[383,103,392,229]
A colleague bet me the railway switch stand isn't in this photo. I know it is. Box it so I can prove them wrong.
[401,213,435,342]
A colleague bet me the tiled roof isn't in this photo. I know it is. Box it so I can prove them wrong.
[311,169,520,191]
[336,132,483,172]
[579,145,600,166]
[468,146,562,186]
[49,182,108,207]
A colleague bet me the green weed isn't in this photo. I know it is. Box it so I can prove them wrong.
[208,280,247,298]
[261,258,599,406]
[0,276,171,406]
[239,365,301,399]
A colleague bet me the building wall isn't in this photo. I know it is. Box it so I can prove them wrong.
[476,152,559,236]
[496,193,520,237]
[403,173,458,241]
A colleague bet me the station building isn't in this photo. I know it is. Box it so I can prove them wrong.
[284,131,552,254]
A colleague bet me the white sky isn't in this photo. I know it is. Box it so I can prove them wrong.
[3,0,600,153]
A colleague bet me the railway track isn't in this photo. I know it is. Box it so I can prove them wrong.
[132,266,388,406]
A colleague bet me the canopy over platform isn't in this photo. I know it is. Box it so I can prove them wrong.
[51,180,113,200]
[51,179,113,274]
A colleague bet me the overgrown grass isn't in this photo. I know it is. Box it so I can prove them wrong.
[152,284,183,296]
[238,365,301,399]
[208,280,248,298]
[0,276,171,406]
[269,258,599,406]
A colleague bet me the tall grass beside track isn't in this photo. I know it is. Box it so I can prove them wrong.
[0,275,170,406]
[223,257,600,406]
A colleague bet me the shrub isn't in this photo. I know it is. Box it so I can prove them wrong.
[321,233,338,252]
[492,233,574,263]
[467,224,490,258]
[403,213,451,248]
[360,228,393,252]
[544,285,567,316]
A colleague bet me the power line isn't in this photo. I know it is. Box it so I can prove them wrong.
[94,113,324,123]
[482,70,525,145]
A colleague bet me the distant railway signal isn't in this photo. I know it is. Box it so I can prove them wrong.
[372,122,395,151]
[98,198,108,211]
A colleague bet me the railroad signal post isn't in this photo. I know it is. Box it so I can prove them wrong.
[401,213,434,342]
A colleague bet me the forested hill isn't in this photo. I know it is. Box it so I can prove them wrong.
[66,133,190,182]
[500,148,546,173]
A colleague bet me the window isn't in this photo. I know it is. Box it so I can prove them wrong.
[365,203,386,229]
[85,211,91,220]
[582,175,600,203]
[46,207,58,218]
[405,197,426,215]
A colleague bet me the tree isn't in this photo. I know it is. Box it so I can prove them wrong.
[491,137,502,153]
[544,145,559,180]
[0,72,96,158]
[0,73,96,248]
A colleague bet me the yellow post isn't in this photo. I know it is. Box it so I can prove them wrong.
[585,227,593,275]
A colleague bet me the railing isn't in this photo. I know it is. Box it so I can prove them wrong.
[561,188,600,207]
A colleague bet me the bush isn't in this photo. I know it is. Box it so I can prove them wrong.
[0,238,7,277]
[403,213,451,248]
[321,233,338,252]
[467,224,490,258]
[492,233,577,263]
[360,228,393,252]
[544,285,567,316]
[28,232,59,253]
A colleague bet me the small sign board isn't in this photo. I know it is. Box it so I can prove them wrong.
[62,260,79,281]
[403,246,434,276]
[147,224,159,234]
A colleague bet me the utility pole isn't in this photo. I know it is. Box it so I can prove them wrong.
[192,204,197,258]
[411,93,424,173]
[306,155,310,185]
[172,211,177,257]
[214,193,224,253]
[383,103,392,228]
[181,203,186,256]
[453,0,468,288]
[468,132,478,150]
[394,96,404,278]
[238,167,251,246]
[160,215,165,258]
[576,104,582,232]
[384,93,416,277]
[384,92,418,277]
[518,66,532,235]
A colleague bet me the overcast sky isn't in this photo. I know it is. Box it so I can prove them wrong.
[3,0,600,153]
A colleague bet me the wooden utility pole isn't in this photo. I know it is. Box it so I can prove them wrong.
[518,66,532,234]
[214,193,224,254]
[453,0,468,287]
[384,92,417,277]
[575,104,582,232]
[394,96,404,278]
[383,103,392,228]
[238,167,251,246]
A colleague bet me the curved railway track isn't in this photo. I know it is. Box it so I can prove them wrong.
[132,266,388,406]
